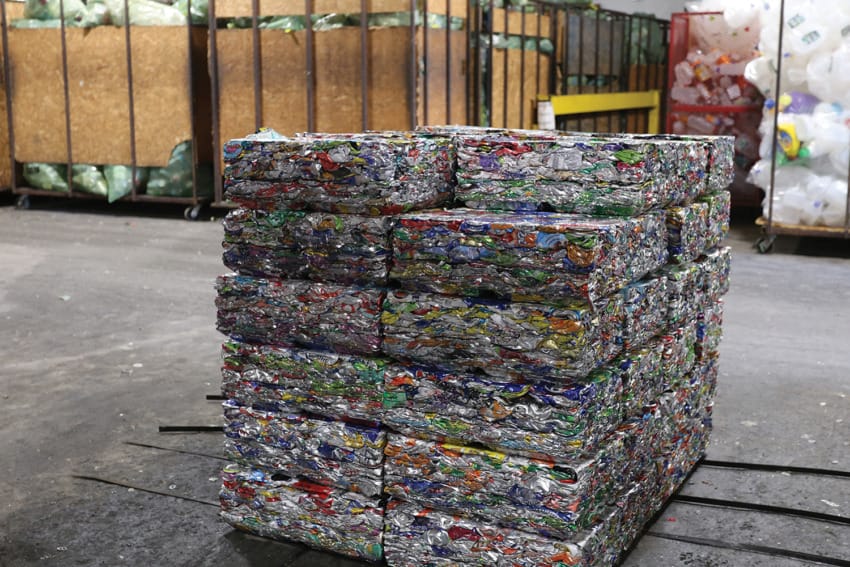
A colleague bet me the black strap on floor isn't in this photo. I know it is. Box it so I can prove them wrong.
[646,532,850,567]
[158,425,224,433]
[206,394,225,401]
[701,459,850,479]
[673,494,850,526]
[124,440,229,462]
[72,475,219,508]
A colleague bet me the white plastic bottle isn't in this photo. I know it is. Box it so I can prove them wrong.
[784,2,830,57]
[807,42,850,105]
[820,179,849,227]
[745,57,777,97]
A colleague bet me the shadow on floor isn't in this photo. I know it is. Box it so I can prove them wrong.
[0,190,224,222]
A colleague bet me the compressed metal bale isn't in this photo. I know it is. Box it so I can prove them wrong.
[215,274,384,355]
[660,244,730,329]
[417,126,725,215]
[382,403,704,565]
[221,341,387,422]
[666,191,731,264]
[391,209,668,305]
[382,364,623,461]
[695,245,732,301]
[223,131,454,215]
[222,208,393,285]
[383,433,630,540]
[619,273,668,351]
[223,401,385,497]
[381,289,625,381]
[383,498,608,566]
[696,299,724,360]
[220,465,384,561]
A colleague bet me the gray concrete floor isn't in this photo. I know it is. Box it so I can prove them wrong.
[0,201,848,567]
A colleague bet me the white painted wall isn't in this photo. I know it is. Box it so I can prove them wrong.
[596,0,687,20]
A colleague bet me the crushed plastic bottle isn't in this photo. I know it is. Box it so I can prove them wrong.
[807,41,850,108]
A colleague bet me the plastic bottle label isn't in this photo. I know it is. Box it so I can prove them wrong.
[801,30,821,45]
[787,14,805,28]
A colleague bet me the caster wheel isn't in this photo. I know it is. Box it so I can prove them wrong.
[15,195,31,209]
[755,234,775,254]
[184,205,202,221]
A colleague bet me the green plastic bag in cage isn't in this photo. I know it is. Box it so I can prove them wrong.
[23,163,68,192]
[147,141,212,198]
[175,0,208,24]
[97,0,186,26]
[259,16,308,31]
[24,0,87,21]
[104,165,149,203]
[71,165,108,197]
[80,2,111,27]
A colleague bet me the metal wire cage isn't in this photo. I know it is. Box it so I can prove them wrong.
[0,0,672,212]
[538,0,670,134]
[756,0,850,251]
[0,0,211,218]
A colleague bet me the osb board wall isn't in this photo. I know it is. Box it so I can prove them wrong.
[557,12,626,79]
[490,7,551,37]
[4,1,24,20]
[215,30,307,142]
[627,63,665,132]
[214,0,468,18]
[418,27,467,127]
[215,27,468,162]
[628,63,665,91]
[486,5,553,130]
[0,2,24,186]
[490,50,550,130]
[7,27,210,167]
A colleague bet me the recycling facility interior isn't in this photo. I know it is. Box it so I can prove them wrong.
[0,0,849,566]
